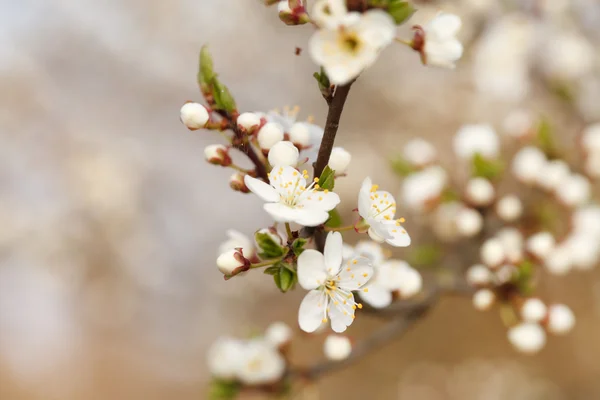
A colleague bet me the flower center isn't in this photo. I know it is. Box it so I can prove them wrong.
[340,32,362,54]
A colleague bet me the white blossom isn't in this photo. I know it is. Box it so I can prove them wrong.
[465,178,495,206]
[328,147,351,174]
[536,159,570,191]
[361,260,422,308]
[297,232,373,333]
[473,289,495,311]
[466,264,492,286]
[582,123,600,154]
[547,304,575,335]
[455,207,483,237]
[512,146,547,184]
[454,124,499,160]
[268,141,300,167]
[503,109,534,139]
[497,228,524,264]
[265,322,293,348]
[311,0,353,30]
[277,0,292,14]
[180,102,209,130]
[508,323,546,354]
[359,178,411,247]
[585,153,600,178]
[401,166,447,212]
[257,122,284,150]
[309,9,395,85]
[540,31,594,81]
[289,122,312,147]
[572,205,600,236]
[556,174,591,207]
[422,13,464,68]
[219,230,256,260]
[520,298,547,323]
[480,238,505,267]
[544,244,573,276]
[245,166,340,227]
[237,112,261,131]
[494,264,517,284]
[207,337,245,379]
[496,195,523,222]
[323,334,352,361]
[526,232,555,260]
[403,138,437,167]
[237,340,286,385]
[351,241,386,266]
[565,234,600,271]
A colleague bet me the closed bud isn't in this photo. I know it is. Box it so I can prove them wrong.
[521,298,547,323]
[265,321,293,348]
[496,195,523,222]
[480,238,505,267]
[455,207,483,237]
[180,102,209,130]
[466,264,492,286]
[229,172,250,193]
[216,249,248,276]
[328,147,351,174]
[547,304,575,335]
[289,122,311,147]
[473,289,495,311]
[508,323,546,354]
[536,159,570,191]
[526,232,555,260]
[204,144,232,166]
[556,174,591,207]
[323,335,352,361]
[465,177,495,206]
[237,112,261,132]
[268,141,299,167]
[278,0,309,25]
[258,122,284,150]
[512,146,547,184]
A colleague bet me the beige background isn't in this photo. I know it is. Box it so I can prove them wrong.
[0,0,599,399]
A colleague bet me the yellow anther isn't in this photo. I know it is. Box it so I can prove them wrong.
[351,305,357,310]
[362,273,368,278]
[374,194,379,198]
[351,274,355,279]
[384,193,388,198]
[392,229,397,233]
[346,267,351,272]
[363,288,369,293]
[319,196,323,201]
[322,318,328,323]
[315,184,320,189]
[302,170,308,175]
[351,315,356,319]
[334,301,339,305]
[370,184,379,192]
[399,217,406,223]
[293,171,298,176]
[352,260,357,264]
[324,189,329,194]
[384,215,391,220]
[314,177,319,182]
[357,303,363,309]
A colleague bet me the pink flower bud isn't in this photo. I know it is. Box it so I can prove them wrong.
[204,144,232,166]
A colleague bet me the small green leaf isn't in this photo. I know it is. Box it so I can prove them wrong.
[325,209,342,228]
[440,188,459,203]
[212,79,237,113]
[472,153,504,180]
[536,117,559,159]
[263,265,280,275]
[255,230,285,259]
[390,155,416,177]
[291,238,308,256]
[514,260,535,295]
[407,244,441,267]
[198,46,215,90]
[313,67,331,91]
[208,379,240,400]
[387,1,416,25]
[274,264,296,292]
[318,165,335,190]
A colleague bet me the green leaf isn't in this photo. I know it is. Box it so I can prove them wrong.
[325,209,342,228]
[536,117,559,159]
[198,46,215,90]
[514,260,535,295]
[407,244,441,267]
[291,238,308,256]
[390,155,416,177]
[472,153,504,180]
[440,188,459,203]
[273,264,296,292]
[255,230,285,259]
[313,67,331,92]
[212,79,237,113]
[263,265,280,275]
[208,379,240,400]
[318,165,335,190]
[387,0,416,25]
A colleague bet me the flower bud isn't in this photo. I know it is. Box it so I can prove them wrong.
[480,238,505,267]
[556,174,591,207]
[204,144,232,166]
[494,264,516,284]
[258,122,284,150]
[268,141,299,167]
[323,335,352,361]
[496,195,523,222]
[497,228,524,264]
[512,147,547,184]
[216,249,248,276]
[465,178,495,206]
[237,112,261,132]
[536,159,570,191]
[265,321,293,348]
[396,265,423,298]
[455,207,483,237]
[403,138,437,167]
[454,124,499,160]
[278,0,309,25]
[289,122,311,147]
[503,109,534,139]
[466,264,492,286]
[508,323,546,354]
[544,245,573,276]
[547,304,575,335]
[521,298,547,323]
[473,289,495,311]
[230,172,250,193]
[526,232,555,260]
[180,102,209,130]
[328,147,351,174]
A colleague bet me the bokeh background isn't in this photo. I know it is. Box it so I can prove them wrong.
[1,0,599,399]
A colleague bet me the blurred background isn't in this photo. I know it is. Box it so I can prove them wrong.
[1,0,599,399]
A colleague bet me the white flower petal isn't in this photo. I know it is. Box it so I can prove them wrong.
[244,175,279,202]
[353,241,386,266]
[298,250,328,290]
[367,225,387,242]
[264,203,300,222]
[293,207,330,227]
[429,13,462,39]
[298,290,328,333]
[299,191,341,211]
[338,257,373,291]
[324,232,343,276]
[358,177,373,218]
[269,165,307,198]
[382,222,411,247]
[360,285,392,308]
[357,10,395,48]
[328,291,356,333]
